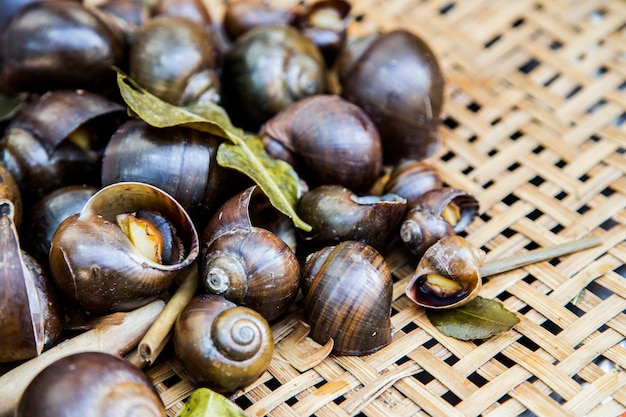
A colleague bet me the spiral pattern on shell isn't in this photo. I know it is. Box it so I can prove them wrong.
[213,307,264,362]
[173,294,274,392]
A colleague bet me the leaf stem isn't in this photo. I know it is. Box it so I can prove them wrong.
[481,235,603,277]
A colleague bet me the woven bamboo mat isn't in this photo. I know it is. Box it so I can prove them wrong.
[148,0,626,416]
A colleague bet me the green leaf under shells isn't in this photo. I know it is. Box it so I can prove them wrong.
[175,388,248,417]
[426,296,520,341]
[115,69,312,231]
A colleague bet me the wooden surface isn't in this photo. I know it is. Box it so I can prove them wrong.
[150,1,626,416]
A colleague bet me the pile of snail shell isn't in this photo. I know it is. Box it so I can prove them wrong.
[0,0,488,409]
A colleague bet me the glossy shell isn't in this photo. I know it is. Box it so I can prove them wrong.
[49,182,199,315]
[173,294,274,392]
[22,185,98,269]
[1,0,126,94]
[297,184,406,251]
[221,24,327,131]
[200,186,300,320]
[0,184,62,362]
[338,29,445,164]
[260,94,383,192]
[382,160,442,210]
[400,187,479,257]
[405,235,485,309]
[16,352,166,417]
[0,89,125,207]
[101,119,247,222]
[302,240,393,355]
[129,15,220,106]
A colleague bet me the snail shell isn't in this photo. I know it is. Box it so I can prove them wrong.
[293,0,352,66]
[222,0,297,40]
[22,185,98,270]
[129,15,221,106]
[400,187,479,257]
[0,89,125,207]
[302,240,393,356]
[16,351,166,417]
[382,159,442,210]
[0,182,62,362]
[101,119,249,223]
[221,24,327,131]
[260,94,383,192]
[173,294,274,392]
[1,0,126,94]
[49,182,199,315]
[297,184,407,251]
[405,235,485,309]
[338,29,444,164]
[200,186,300,321]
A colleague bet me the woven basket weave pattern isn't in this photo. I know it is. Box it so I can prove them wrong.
[149,1,626,416]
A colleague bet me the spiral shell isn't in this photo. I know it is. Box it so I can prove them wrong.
[297,184,406,251]
[260,94,383,192]
[400,187,479,257]
[221,24,327,131]
[173,294,274,392]
[16,352,166,417]
[405,235,485,309]
[0,180,62,362]
[49,182,199,315]
[302,240,393,355]
[200,186,300,321]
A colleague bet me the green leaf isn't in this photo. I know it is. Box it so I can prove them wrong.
[175,388,248,417]
[426,296,520,341]
[0,92,25,122]
[115,69,312,231]
[218,136,311,231]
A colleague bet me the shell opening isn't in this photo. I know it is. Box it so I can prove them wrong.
[441,202,460,226]
[116,210,182,264]
[308,7,343,31]
[422,273,465,298]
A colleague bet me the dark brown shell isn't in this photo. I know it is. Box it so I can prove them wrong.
[338,29,444,164]
[405,235,484,309]
[200,186,300,320]
[0,186,62,362]
[297,184,406,251]
[173,294,274,392]
[382,160,442,210]
[302,240,393,356]
[22,185,98,269]
[49,182,199,315]
[16,352,166,417]
[260,94,383,192]
[400,187,479,257]
[1,1,126,94]
[223,0,297,40]
[0,89,125,207]
[129,15,220,106]
[221,24,327,131]
[101,119,248,223]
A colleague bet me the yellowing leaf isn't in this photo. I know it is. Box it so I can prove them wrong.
[115,69,311,231]
[218,136,311,231]
[175,388,248,417]
[426,296,520,340]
